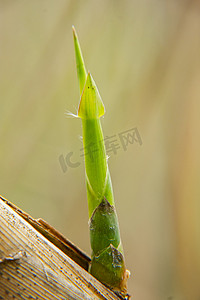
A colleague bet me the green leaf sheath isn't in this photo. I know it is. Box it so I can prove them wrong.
[90,198,121,255]
[73,27,129,293]
[82,118,114,217]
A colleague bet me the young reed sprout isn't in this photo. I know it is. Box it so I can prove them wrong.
[72,26,129,295]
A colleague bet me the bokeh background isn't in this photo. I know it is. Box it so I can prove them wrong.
[1,1,200,299]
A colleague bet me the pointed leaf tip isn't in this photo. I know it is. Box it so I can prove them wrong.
[72,25,75,33]
[72,25,77,40]
[78,72,105,119]
[73,27,87,95]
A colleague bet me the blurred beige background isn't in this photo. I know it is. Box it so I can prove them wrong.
[0,1,200,299]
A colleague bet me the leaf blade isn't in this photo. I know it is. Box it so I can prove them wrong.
[72,26,87,95]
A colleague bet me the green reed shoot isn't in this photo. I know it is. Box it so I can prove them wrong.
[72,26,129,294]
